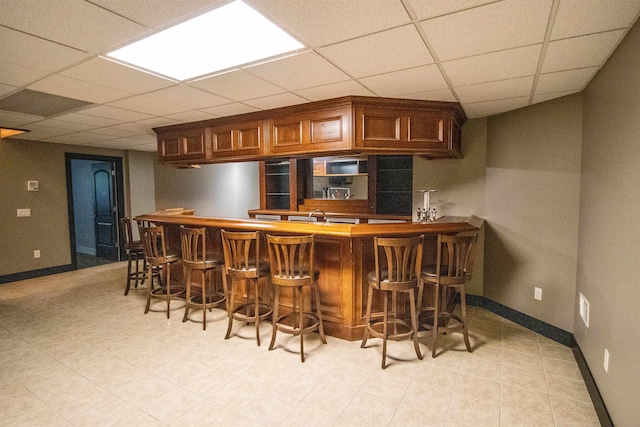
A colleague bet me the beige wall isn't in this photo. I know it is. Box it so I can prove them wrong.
[484,94,583,333]
[413,118,487,295]
[0,138,154,276]
[577,18,640,426]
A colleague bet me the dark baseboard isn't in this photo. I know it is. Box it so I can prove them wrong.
[0,264,75,285]
[466,295,574,346]
[468,295,613,426]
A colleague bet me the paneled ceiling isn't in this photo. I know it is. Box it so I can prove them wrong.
[1,0,639,151]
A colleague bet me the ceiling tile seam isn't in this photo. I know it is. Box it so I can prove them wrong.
[414,0,503,22]
[528,0,560,105]
[0,23,92,55]
[455,75,536,90]
[401,0,461,104]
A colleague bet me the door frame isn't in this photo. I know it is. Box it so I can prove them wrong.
[65,153,126,269]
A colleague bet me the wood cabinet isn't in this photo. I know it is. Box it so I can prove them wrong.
[270,105,351,156]
[354,105,462,158]
[154,96,466,165]
[157,128,209,163]
[210,119,265,160]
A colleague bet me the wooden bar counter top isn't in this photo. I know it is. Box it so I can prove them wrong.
[135,209,482,340]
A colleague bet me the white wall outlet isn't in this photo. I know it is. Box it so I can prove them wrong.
[27,180,39,191]
[604,349,609,372]
[34,250,40,258]
[534,287,542,301]
[17,208,31,217]
[579,292,590,327]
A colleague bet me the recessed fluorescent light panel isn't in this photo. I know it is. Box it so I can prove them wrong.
[106,0,304,81]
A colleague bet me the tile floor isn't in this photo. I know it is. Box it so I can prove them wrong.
[0,262,601,426]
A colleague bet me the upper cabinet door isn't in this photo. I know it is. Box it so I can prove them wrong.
[270,106,351,156]
[157,128,210,162]
[354,105,461,158]
[210,119,266,160]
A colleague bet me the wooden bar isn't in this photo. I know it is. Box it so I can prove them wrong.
[135,210,482,340]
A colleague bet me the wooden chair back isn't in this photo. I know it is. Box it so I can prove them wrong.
[120,217,136,249]
[266,234,315,288]
[435,233,478,285]
[221,230,263,280]
[139,225,169,265]
[180,226,209,269]
[373,235,424,291]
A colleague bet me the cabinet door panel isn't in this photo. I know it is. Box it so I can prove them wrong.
[160,137,181,158]
[408,116,444,143]
[310,115,343,144]
[238,125,261,150]
[362,115,401,141]
[274,120,303,147]
[212,129,234,152]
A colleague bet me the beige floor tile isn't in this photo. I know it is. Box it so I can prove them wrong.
[341,391,399,427]
[0,264,601,427]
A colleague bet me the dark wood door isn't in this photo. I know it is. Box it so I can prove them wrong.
[93,164,118,260]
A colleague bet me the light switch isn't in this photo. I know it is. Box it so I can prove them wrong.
[17,208,31,217]
[28,181,39,191]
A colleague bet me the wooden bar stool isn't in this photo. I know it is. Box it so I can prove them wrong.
[266,234,326,362]
[139,224,184,319]
[419,232,478,358]
[120,217,146,296]
[361,235,424,369]
[180,226,225,330]
[221,230,272,345]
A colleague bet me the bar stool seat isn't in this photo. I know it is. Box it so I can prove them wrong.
[361,235,424,369]
[181,226,225,330]
[139,224,185,319]
[419,232,478,358]
[121,217,147,295]
[266,234,326,362]
[221,230,272,345]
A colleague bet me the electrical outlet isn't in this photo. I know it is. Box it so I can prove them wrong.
[34,250,40,258]
[17,208,31,217]
[604,349,609,372]
[579,292,590,327]
[534,287,542,301]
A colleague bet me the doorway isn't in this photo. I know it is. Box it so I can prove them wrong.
[65,153,125,269]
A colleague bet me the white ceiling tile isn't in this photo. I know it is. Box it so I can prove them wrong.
[88,0,217,29]
[126,142,157,152]
[0,61,49,87]
[77,105,154,122]
[396,88,457,103]
[533,90,580,105]
[294,80,375,101]
[408,0,498,20]
[250,0,411,47]
[30,119,94,132]
[359,65,448,97]
[48,131,118,144]
[136,117,182,128]
[243,92,307,110]
[0,83,18,98]
[0,110,43,126]
[200,103,260,117]
[188,69,285,101]
[61,58,176,94]
[14,123,71,138]
[542,30,626,73]
[318,25,434,78]
[422,0,552,61]
[245,52,350,91]
[0,27,91,73]
[90,127,138,138]
[54,112,121,127]
[145,85,231,109]
[551,0,640,40]
[28,75,131,104]
[165,110,220,123]
[456,76,534,103]
[108,122,155,135]
[0,0,148,53]
[107,95,188,116]
[443,45,541,87]
[536,68,598,95]
[464,97,530,118]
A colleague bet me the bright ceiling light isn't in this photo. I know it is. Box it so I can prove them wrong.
[106,0,304,81]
